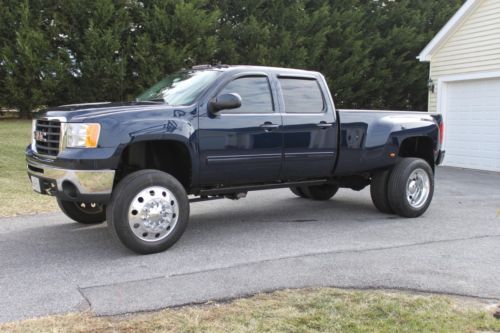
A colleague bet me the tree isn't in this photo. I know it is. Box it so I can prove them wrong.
[127,0,219,98]
[0,0,465,116]
[0,1,60,118]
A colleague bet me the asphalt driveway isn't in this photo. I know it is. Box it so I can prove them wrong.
[1,167,499,323]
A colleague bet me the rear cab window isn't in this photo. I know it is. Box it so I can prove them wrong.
[278,78,325,113]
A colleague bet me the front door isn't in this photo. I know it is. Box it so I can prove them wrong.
[198,75,283,186]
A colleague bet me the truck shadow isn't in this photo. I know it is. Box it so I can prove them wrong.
[2,193,396,262]
[189,196,384,226]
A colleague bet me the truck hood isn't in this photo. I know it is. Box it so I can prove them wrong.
[37,101,197,123]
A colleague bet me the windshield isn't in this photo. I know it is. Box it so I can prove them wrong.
[136,70,221,105]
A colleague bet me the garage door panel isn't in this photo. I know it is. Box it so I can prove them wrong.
[447,128,497,138]
[444,78,500,172]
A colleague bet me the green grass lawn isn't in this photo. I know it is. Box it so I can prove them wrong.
[0,120,57,217]
[2,288,499,333]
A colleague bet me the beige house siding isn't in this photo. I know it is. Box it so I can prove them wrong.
[428,0,500,112]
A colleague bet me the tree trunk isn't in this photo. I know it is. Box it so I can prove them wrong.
[18,106,32,119]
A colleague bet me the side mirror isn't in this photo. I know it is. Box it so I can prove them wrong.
[209,93,242,115]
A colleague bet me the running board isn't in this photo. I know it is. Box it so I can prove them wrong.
[198,179,328,196]
[189,196,225,203]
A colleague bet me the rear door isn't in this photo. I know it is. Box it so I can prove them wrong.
[198,74,283,186]
[278,76,337,180]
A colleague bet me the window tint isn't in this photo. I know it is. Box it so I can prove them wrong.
[220,76,273,113]
[279,78,324,113]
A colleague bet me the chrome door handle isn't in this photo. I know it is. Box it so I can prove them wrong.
[260,122,280,131]
[317,122,333,129]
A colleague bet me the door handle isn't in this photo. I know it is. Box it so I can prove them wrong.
[260,122,280,131]
[317,122,333,129]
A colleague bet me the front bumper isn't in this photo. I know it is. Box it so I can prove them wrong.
[27,156,115,203]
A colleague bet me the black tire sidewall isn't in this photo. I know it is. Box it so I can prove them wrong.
[107,170,190,254]
[302,184,339,201]
[290,186,308,198]
[388,158,434,218]
[370,169,394,214]
[57,198,106,224]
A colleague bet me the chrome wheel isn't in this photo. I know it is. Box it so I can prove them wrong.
[128,186,179,242]
[406,168,430,209]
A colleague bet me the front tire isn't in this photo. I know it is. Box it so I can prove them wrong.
[107,170,190,254]
[387,158,434,218]
[57,198,106,224]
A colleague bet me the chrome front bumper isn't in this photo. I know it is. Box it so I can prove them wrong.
[27,159,115,196]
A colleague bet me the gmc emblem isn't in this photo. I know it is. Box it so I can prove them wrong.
[34,130,47,142]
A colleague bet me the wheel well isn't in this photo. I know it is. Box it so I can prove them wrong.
[116,141,192,190]
[398,137,435,171]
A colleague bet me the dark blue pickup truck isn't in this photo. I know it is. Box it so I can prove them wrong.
[27,65,445,254]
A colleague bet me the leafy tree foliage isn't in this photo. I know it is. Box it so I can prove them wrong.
[0,0,464,117]
[0,1,61,118]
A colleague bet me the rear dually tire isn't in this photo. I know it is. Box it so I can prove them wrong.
[370,169,394,214]
[387,158,434,218]
[290,186,308,198]
[301,184,339,201]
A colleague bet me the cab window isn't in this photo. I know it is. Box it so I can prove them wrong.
[220,76,274,113]
[279,78,324,113]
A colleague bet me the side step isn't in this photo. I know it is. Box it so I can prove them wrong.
[198,179,328,196]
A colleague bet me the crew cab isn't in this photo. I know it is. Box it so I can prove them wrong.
[26,65,445,254]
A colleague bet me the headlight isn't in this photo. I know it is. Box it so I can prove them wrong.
[63,123,101,148]
[31,119,37,150]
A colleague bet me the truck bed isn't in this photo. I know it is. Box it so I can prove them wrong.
[334,109,443,175]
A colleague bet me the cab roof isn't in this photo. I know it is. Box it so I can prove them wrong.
[189,64,321,77]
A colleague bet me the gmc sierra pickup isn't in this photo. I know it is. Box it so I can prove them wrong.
[27,65,445,254]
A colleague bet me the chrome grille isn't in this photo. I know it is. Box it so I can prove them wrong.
[35,119,61,157]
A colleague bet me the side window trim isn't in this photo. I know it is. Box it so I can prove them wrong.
[277,73,318,80]
[214,74,276,114]
[278,76,327,114]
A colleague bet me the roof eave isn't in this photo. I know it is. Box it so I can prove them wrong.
[418,0,481,62]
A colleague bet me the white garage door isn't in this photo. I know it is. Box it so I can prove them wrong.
[444,78,500,172]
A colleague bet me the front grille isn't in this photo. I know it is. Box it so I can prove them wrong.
[35,120,61,157]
